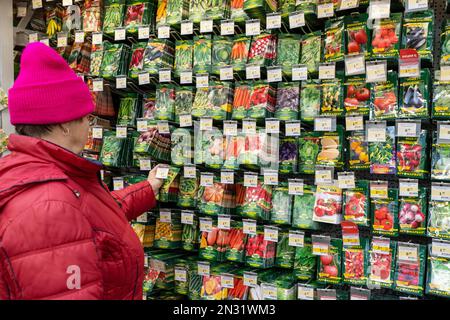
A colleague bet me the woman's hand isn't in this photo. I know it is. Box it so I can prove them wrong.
[147,164,164,195]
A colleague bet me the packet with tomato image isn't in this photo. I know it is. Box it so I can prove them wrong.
[317,238,343,285]
[345,13,369,57]
[399,187,428,236]
[370,13,401,60]
[396,130,428,179]
[371,188,399,237]
[199,219,230,262]
[369,125,397,175]
[344,76,370,116]
[401,10,434,64]
[235,177,273,221]
[399,69,431,119]
[368,238,397,289]
[313,184,343,225]
[197,176,235,216]
[323,16,345,62]
[394,243,426,297]
[245,227,276,268]
[369,71,399,120]
[343,238,370,286]
[348,131,370,170]
[225,221,248,263]
[343,180,370,226]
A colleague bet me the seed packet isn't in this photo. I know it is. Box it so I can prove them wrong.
[230,35,251,72]
[368,238,397,289]
[83,0,102,32]
[226,270,250,300]
[200,272,228,300]
[397,130,428,179]
[225,221,248,263]
[300,80,321,122]
[316,128,345,169]
[274,82,300,121]
[320,77,344,117]
[199,222,228,262]
[293,237,317,281]
[102,2,125,35]
[230,0,249,22]
[154,211,183,249]
[212,36,233,76]
[144,39,175,75]
[245,229,276,268]
[134,122,172,162]
[129,42,146,78]
[343,238,369,286]
[426,245,450,297]
[279,137,298,174]
[237,129,278,170]
[292,185,320,230]
[188,266,203,300]
[298,131,321,174]
[155,85,175,121]
[117,94,139,126]
[124,1,152,34]
[178,175,199,208]
[247,82,276,120]
[158,166,180,203]
[276,34,301,77]
[142,93,156,119]
[313,184,343,225]
[100,131,124,167]
[370,13,401,60]
[344,76,370,116]
[348,131,370,170]
[317,238,343,285]
[193,35,212,74]
[441,19,450,66]
[343,180,370,226]
[300,32,322,76]
[194,126,224,169]
[62,4,82,32]
[192,87,210,118]
[232,82,252,120]
[399,187,428,236]
[207,81,233,120]
[371,188,399,237]
[174,40,193,77]
[174,87,193,124]
[402,10,434,63]
[428,200,450,239]
[345,13,369,57]
[248,33,277,67]
[261,271,297,300]
[432,78,450,119]
[323,17,345,62]
[174,257,197,295]
[370,71,399,120]
[171,128,193,166]
[369,125,396,175]
[270,183,292,225]
[100,42,130,79]
[197,178,234,216]
[431,134,450,181]
[182,216,199,252]
[399,69,430,119]
[394,243,426,296]
[131,213,156,247]
[165,0,188,25]
[275,230,296,269]
[89,45,104,77]
[235,178,272,221]
[223,134,244,170]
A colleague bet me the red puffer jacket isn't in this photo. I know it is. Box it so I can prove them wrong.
[0,134,156,300]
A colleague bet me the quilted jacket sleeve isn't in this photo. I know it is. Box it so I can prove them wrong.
[111,180,157,221]
[0,200,103,300]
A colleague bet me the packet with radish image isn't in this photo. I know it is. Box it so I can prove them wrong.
[293,238,317,281]
[279,137,298,174]
[245,228,276,268]
[230,35,251,72]
[426,243,450,297]
[396,130,428,179]
[431,133,450,181]
[317,238,343,285]
[368,238,397,289]
[235,177,273,221]
[275,230,295,269]
[197,176,235,216]
[344,76,370,116]
[371,188,399,237]
[399,187,428,236]
[232,82,252,120]
[313,184,343,225]
[394,243,426,297]
[343,180,370,226]
[369,125,397,175]
[199,219,229,262]
[369,71,399,120]
[274,82,300,121]
[225,221,248,263]
[292,185,320,230]
[248,33,277,67]
[348,131,370,170]
[370,13,401,60]
[345,13,369,57]
[399,69,431,119]
[343,238,369,286]
[323,17,345,62]
[270,182,292,225]
[427,200,450,240]
[247,82,276,120]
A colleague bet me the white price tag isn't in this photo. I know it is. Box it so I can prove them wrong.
[62,0,73,6]
[398,244,418,262]
[244,173,258,187]
[263,170,278,186]
[116,126,127,138]
[366,61,387,83]
[242,120,256,134]
[180,70,193,84]
[262,283,277,300]
[175,268,187,282]
[319,63,335,80]
[285,121,301,136]
[372,238,391,254]
[221,274,234,289]
[346,116,364,131]
[197,262,210,276]
[431,184,450,201]
[181,211,194,225]
[288,230,305,247]
[440,65,450,81]
[160,210,172,223]
[338,172,356,189]
[312,241,330,256]
[396,122,419,137]
[184,165,196,178]
[266,13,281,30]
[32,0,43,9]
[181,21,193,35]
[246,65,261,79]
[200,117,213,131]
[75,31,85,43]
[57,34,67,48]
[113,178,124,191]
[200,20,213,33]
[220,171,234,185]
[243,272,258,287]
[369,0,391,20]
[17,5,27,17]
[432,240,450,258]
[29,33,39,43]
[139,159,151,171]
[223,121,237,136]
[156,166,169,179]
[345,54,365,76]
[438,123,450,141]
[158,25,170,39]
[367,125,386,142]
[343,233,360,247]
[196,74,209,88]
[116,76,127,89]
[289,11,305,29]
[292,65,308,81]
[298,285,314,300]
[220,66,233,81]
[138,26,150,39]
[114,28,126,41]
[246,20,260,36]
[199,218,213,232]
[406,0,428,11]
[157,121,170,134]
[159,69,171,83]
[267,67,282,83]
[265,119,280,134]
[315,169,333,185]
[136,213,148,223]
[92,32,103,45]
[179,114,192,127]
[221,20,235,35]
[339,0,359,10]
[200,173,214,187]
[92,127,103,139]
[317,3,334,18]
[288,180,304,195]
[314,117,333,132]
[218,215,231,230]
[93,79,104,92]
[399,180,419,197]
[138,72,150,85]
[243,220,257,235]
[370,182,389,199]
[137,119,148,132]
[40,38,49,46]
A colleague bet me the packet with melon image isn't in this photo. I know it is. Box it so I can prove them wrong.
[316,125,345,170]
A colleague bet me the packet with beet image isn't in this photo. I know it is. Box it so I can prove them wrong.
[399,187,428,236]
[396,130,428,180]
[394,243,426,297]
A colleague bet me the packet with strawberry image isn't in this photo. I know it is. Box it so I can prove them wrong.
[343,238,369,286]
[323,17,345,62]
[371,188,399,237]
[344,76,370,116]
[248,33,277,67]
[369,71,399,120]
[348,131,370,170]
[368,238,397,289]
[345,13,369,57]
[396,130,428,180]
[225,221,248,263]
[235,177,273,221]
[399,187,428,236]
[245,227,276,268]
[317,238,343,285]
[343,180,370,226]
[370,13,401,60]
[313,184,343,225]
[394,243,426,297]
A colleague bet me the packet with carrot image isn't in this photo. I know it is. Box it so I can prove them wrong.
[225,221,248,263]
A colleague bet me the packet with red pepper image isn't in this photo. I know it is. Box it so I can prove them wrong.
[345,13,369,57]
[369,71,399,120]
[397,130,428,180]
[399,187,428,236]
[394,243,426,297]
[245,228,276,268]
[323,16,345,62]
[368,238,396,289]
[313,184,343,225]
[343,180,370,226]
[236,177,273,221]
[371,188,399,237]
[343,238,369,286]
[348,131,370,170]
[317,238,343,285]
[370,13,401,60]
[344,76,370,116]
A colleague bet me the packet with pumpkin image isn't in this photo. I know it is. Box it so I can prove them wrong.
[371,188,399,237]
[197,176,235,216]
[235,177,273,221]
[317,238,343,285]
[348,131,370,170]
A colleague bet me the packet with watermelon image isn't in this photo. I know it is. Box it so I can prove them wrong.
[225,221,248,263]
[313,184,343,225]
[344,76,370,116]
[275,230,295,269]
[343,238,369,286]
[397,130,428,179]
[245,228,276,269]
[369,125,396,175]
[317,238,343,285]
[293,238,317,281]
[292,185,320,230]
[235,178,273,221]
[399,187,427,236]
[274,82,300,121]
[343,180,370,226]
[348,131,370,170]
[394,243,426,297]
[371,188,399,237]
[368,237,397,289]
[270,182,292,225]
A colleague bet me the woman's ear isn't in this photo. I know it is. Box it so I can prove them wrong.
[58,124,70,136]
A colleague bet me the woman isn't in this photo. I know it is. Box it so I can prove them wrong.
[0,43,163,300]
